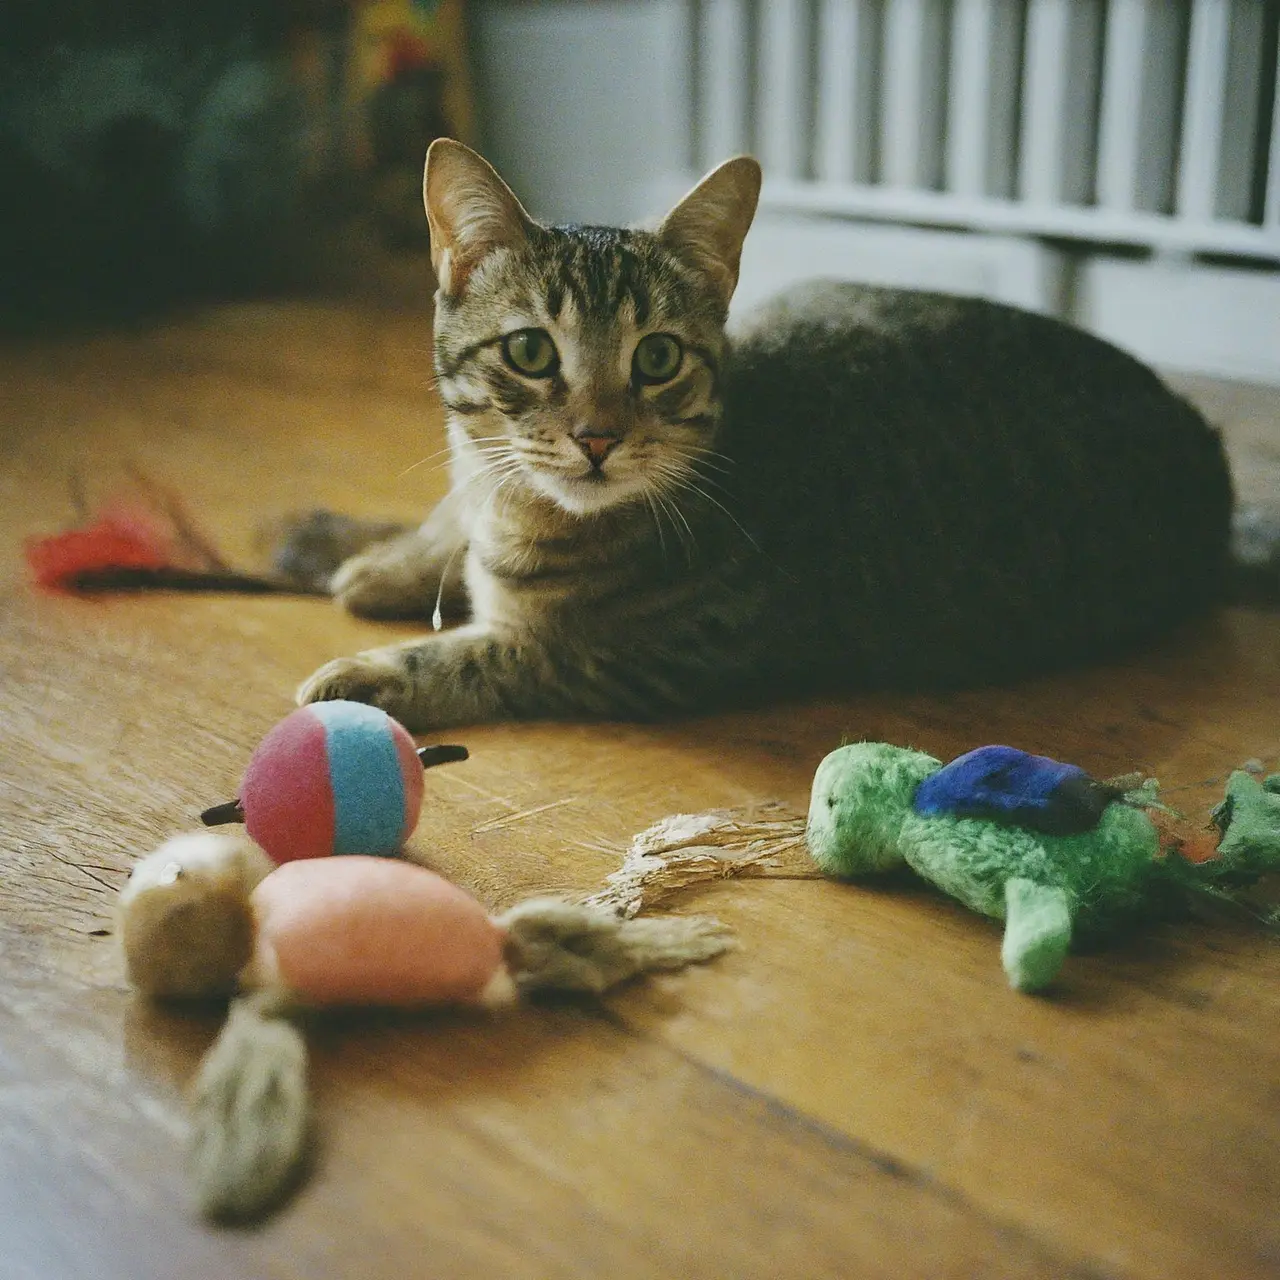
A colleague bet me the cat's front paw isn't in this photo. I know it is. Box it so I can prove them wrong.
[296,652,415,720]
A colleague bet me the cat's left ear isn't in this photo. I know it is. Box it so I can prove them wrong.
[658,156,762,309]
[424,139,537,296]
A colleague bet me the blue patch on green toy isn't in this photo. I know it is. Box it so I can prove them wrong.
[913,744,1117,835]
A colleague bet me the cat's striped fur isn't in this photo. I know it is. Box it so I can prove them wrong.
[298,141,1233,730]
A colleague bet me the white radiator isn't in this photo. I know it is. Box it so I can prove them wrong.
[680,0,1280,381]
[693,0,1278,257]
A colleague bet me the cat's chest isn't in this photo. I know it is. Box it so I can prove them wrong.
[465,527,607,618]
[470,520,588,576]
[464,516,687,627]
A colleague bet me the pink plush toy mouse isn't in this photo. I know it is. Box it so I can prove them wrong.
[118,830,731,1220]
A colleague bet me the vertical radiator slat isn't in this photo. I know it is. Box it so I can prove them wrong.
[1096,0,1148,211]
[816,0,862,184]
[947,0,993,196]
[1217,0,1266,221]
[1176,0,1230,221]
[1265,33,1280,229]
[700,0,750,167]
[1062,0,1105,205]
[985,0,1025,199]
[760,0,809,178]
[882,0,927,186]
[1019,0,1070,204]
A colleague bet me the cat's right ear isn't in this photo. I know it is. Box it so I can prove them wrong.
[658,156,762,309]
[423,140,536,297]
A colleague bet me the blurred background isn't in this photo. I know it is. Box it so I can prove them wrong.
[2,0,1278,383]
[0,0,473,324]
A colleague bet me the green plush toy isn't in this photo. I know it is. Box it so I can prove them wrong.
[806,743,1280,992]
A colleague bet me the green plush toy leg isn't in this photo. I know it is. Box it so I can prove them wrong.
[1001,879,1073,993]
[1213,771,1280,879]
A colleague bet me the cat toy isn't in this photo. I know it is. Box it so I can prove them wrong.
[24,470,397,598]
[592,744,1280,994]
[199,701,468,862]
[119,833,730,1220]
[24,471,310,595]
[806,742,1280,991]
[118,689,733,1225]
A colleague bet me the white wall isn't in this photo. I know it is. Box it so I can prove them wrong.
[468,0,687,226]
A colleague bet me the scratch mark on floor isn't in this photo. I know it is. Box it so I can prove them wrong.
[440,772,522,811]
[471,797,580,834]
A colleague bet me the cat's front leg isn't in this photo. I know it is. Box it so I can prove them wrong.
[330,500,467,621]
[296,625,538,731]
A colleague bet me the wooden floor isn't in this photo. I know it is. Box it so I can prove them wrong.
[3,301,1280,1280]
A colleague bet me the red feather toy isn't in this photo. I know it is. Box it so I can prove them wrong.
[25,472,316,596]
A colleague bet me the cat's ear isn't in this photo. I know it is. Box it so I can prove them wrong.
[658,156,762,308]
[423,139,536,296]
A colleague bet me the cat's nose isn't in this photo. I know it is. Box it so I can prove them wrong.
[572,431,621,468]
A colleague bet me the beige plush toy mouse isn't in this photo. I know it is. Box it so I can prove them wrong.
[119,830,731,1220]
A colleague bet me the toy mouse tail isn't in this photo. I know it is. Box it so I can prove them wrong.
[495,899,733,996]
[188,990,310,1221]
[417,744,469,769]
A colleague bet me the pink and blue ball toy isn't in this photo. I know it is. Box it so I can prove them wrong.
[201,701,467,862]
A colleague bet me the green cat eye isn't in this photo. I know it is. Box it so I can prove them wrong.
[502,328,559,377]
[633,333,684,384]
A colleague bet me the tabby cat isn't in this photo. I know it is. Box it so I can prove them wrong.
[297,140,1233,731]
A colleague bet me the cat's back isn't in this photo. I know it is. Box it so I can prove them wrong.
[727,279,1199,411]
[720,281,1233,684]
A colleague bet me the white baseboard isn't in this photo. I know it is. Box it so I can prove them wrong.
[729,214,1065,318]
[1075,258,1280,386]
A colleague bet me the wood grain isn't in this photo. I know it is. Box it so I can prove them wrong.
[3,303,1279,1280]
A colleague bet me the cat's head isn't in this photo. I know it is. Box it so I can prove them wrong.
[424,140,760,517]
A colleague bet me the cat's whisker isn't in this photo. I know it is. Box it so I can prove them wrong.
[675,446,735,476]
[697,447,735,467]
[649,483,696,565]
[484,467,526,519]
[692,460,732,479]
[457,437,522,464]
[470,457,526,488]
[398,433,528,482]
[462,460,525,500]
[468,446,523,465]
[652,487,690,563]
[690,471,735,500]
[672,460,734,496]
[680,485,758,551]
[397,443,459,479]
[652,463,761,554]
[666,447,736,491]
[642,490,669,560]
[468,435,557,466]
[669,502,698,567]
[461,448,511,471]
[464,446,522,464]
[463,439,519,459]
